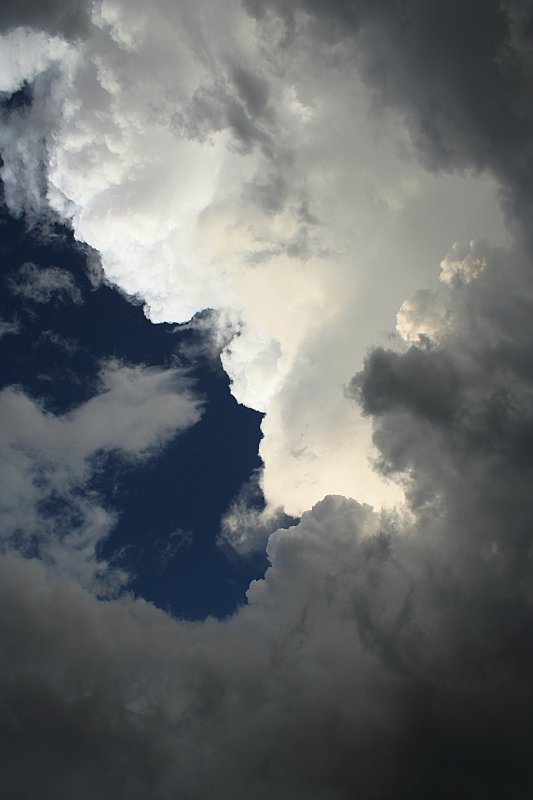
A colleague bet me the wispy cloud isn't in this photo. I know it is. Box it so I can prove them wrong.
[9,261,82,304]
[0,360,202,589]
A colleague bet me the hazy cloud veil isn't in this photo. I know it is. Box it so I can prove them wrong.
[1,1,533,798]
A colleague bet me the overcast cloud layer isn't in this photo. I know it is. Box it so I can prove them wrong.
[2,0,533,797]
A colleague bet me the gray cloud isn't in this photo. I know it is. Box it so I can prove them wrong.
[0,361,202,588]
[2,0,533,796]
[0,0,92,38]
[9,261,82,304]
[351,238,533,509]
[0,0,511,518]
[251,0,533,212]
[2,483,533,799]
[0,60,68,220]
[342,244,533,797]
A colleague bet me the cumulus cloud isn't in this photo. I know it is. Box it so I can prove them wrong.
[0,0,508,521]
[0,361,202,588]
[2,1,533,796]
[4,225,533,792]
[0,27,72,92]
[352,236,533,518]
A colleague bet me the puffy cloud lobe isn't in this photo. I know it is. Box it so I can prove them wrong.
[0,361,202,587]
[0,28,72,92]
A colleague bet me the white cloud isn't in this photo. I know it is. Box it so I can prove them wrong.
[0,3,509,527]
[0,27,71,93]
[0,361,202,588]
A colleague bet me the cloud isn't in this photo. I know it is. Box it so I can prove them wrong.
[9,261,82,304]
[219,470,295,555]
[0,316,19,338]
[2,3,533,795]
[153,527,192,569]
[265,0,533,214]
[351,236,533,518]
[0,0,92,39]
[0,0,508,522]
[1,483,533,798]
[0,361,202,588]
[0,27,72,92]
[3,240,533,792]
[0,30,75,220]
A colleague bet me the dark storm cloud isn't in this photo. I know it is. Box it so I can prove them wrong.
[351,238,533,498]
[353,344,461,425]
[249,0,533,212]
[245,0,533,794]
[0,0,91,38]
[2,484,533,800]
[353,0,533,219]
[342,244,533,798]
[334,2,533,791]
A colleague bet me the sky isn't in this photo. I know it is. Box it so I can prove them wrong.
[1,1,533,797]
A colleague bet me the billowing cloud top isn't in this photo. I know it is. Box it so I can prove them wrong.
[0,0,511,517]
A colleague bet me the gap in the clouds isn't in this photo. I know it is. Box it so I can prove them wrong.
[0,197,268,620]
[0,80,34,111]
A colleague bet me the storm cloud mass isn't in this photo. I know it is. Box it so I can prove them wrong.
[1,0,533,797]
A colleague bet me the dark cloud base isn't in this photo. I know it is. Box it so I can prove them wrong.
[1,482,533,799]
